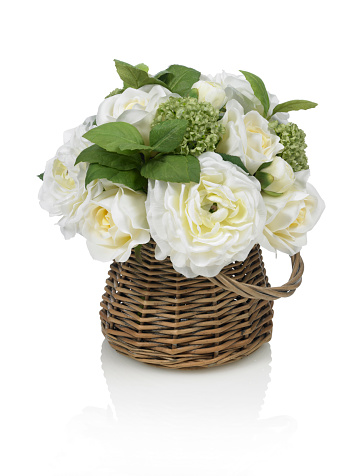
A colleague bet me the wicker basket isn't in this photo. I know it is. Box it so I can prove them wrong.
[100,241,304,369]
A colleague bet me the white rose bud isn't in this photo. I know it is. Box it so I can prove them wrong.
[192,80,227,110]
[243,110,283,174]
[261,156,295,194]
[217,100,283,175]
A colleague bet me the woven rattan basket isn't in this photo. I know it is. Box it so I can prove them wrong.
[100,241,304,369]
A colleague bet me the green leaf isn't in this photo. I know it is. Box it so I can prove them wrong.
[114,60,168,89]
[272,100,318,115]
[135,63,149,73]
[257,161,273,171]
[141,154,200,183]
[75,145,142,170]
[83,122,151,153]
[240,70,270,117]
[134,244,143,264]
[263,190,283,197]
[154,69,174,81]
[160,64,200,96]
[254,171,274,189]
[149,119,188,153]
[105,87,123,99]
[38,172,44,180]
[85,163,146,190]
[188,88,199,99]
[219,153,249,174]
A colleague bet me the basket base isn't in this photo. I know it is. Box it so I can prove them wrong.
[100,242,274,370]
[102,329,272,369]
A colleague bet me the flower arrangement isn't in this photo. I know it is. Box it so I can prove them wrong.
[38,61,325,278]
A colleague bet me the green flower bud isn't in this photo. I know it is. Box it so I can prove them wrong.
[153,97,225,156]
[269,121,309,172]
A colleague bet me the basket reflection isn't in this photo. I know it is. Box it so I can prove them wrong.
[59,341,296,476]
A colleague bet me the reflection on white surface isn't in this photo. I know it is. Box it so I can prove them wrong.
[54,341,296,476]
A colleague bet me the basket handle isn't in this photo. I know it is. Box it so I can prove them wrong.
[208,252,304,301]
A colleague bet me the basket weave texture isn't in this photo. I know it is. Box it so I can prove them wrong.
[100,241,303,369]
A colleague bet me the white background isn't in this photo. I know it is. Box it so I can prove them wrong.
[1,1,361,475]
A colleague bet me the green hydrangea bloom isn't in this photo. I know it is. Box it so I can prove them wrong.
[270,121,309,172]
[153,97,225,156]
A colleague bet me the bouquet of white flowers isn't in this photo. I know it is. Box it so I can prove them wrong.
[38,61,325,368]
[39,61,324,278]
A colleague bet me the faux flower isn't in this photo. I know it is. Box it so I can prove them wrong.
[63,115,96,152]
[241,110,284,174]
[96,85,177,143]
[270,121,308,172]
[57,180,103,239]
[153,96,225,156]
[202,71,289,123]
[215,99,247,159]
[38,116,96,220]
[217,100,283,174]
[259,156,295,194]
[79,181,150,262]
[191,80,227,110]
[202,71,258,111]
[146,152,266,278]
[261,170,325,255]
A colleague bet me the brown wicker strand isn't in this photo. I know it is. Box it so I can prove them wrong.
[208,252,304,301]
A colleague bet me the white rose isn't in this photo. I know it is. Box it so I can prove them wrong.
[203,71,289,123]
[216,99,247,159]
[217,100,283,175]
[39,116,97,219]
[191,80,227,109]
[243,111,284,174]
[96,85,178,143]
[146,152,266,278]
[63,115,96,152]
[260,156,295,194]
[261,170,325,255]
[57,180,103,239]
[202,71,257,111]
[78,182,150,262]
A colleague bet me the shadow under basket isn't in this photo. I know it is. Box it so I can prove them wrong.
[100,241,304,369]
